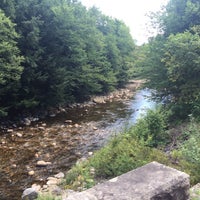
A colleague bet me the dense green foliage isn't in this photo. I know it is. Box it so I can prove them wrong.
[0,0,135,118]
[130,107,169,147]
[137,0,200,119]
[0,9,24,116]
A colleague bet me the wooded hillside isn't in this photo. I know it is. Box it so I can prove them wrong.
[0,0,135,118]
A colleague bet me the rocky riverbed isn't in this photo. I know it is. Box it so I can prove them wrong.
[0,80,149,200]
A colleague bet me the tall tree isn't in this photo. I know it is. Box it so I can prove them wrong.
[0,9,23,116]
[158,0,200,36]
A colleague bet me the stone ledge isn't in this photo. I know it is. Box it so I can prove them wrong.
[65,162,190,200]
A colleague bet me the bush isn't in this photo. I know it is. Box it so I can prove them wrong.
[90,136,150,178]
[174,120,200,184]
[129,107,169,147]
[65,160,95,191]
[64,130,171,190]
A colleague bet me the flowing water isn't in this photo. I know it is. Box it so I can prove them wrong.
[0,87,156,200]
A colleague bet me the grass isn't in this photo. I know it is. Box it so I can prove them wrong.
[63,109,200,191]
[36,193,62,200]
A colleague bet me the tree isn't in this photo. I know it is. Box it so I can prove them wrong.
[0,0,136,118]
[162,28,200,116]
[0,9,23,116]
[158,0,200,36]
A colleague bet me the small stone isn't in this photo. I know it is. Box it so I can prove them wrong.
[90,167,95,175]
[41,123,47,127]
[93,127,98,130]
[54,172,65,179]
[42,185,48,189]
[31,184,41,191]
[12,164,17,168]
[36,160,51,167]
[65,120,73,123]
[35,153,39,158]
[24,118,31,126]
[52,142,56,146]
[28,171,35,176]
[16,132,23,137]
[38,126,45,131]
[21,188,38,200]
[7,129,13,133]
[88,152,93,156]
[74,124,79,128]
[47,177,57,181]
[47,179,60,185]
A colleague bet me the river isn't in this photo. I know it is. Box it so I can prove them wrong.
[0,86,156,200]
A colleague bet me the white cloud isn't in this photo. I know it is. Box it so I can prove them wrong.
[80,0,168,44]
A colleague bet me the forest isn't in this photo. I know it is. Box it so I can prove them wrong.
[1,0,200,120]
[0,0,135,119]
[2,0,200,199]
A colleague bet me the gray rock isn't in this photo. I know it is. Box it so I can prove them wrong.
[21,188,38,200]
[24,118,31,126]
[64,162,190,200]
[54,172,65,179]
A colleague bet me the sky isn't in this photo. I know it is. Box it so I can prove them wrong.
[80,0,168,45]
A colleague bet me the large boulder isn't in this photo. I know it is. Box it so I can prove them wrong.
[21,188,38,200]
[64,162,190,200]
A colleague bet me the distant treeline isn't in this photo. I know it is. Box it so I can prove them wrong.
[0,0,135,118]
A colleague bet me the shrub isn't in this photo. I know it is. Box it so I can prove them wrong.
[65,160,95,191]
[64,131,171,190]
[174,120,200,184]
[90,136,150,178]
[129,107,169,147]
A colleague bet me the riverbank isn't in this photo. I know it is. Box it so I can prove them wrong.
[0,80,144,133]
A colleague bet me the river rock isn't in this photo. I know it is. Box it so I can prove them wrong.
[93,97,105,104]
[41,123,47,127]
[54,172,65,179]
[36,160,51,167]
[7,129,14,133]
[24,118,31,126]
[28,170,35,176]
[16,132,23,137]
[93,127,98,130]
[47,179,59,186]
[88,152,93,156]
[74,124,79,128]
[21,188,38,200]
[31,184,41,191]
[12,164,17,168]
[38,126,45,131]
[65,120,73,123]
